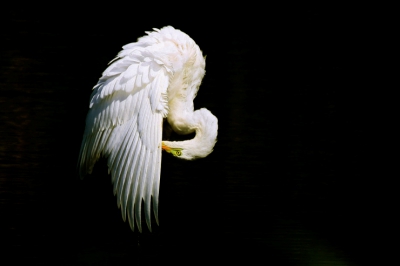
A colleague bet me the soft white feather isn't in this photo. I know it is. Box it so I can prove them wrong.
[78,26,218,232]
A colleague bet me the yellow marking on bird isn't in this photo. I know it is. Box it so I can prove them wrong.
[161,142,170,151]
[162,142,182,157]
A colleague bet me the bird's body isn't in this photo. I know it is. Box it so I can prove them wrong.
[78,26,218,232]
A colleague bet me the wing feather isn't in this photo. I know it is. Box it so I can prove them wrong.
[113,119,136,196]
[128,140,144,230]
[121,63,138,85]
[144,115,158,230]
[120,130,140,221]
[78,44,168,232]
[152,145,161,224]
[141,64,150,84]
[85,135,96,170]
[134,146,151,232]
[90,130,103,159]
[116,123,138,209]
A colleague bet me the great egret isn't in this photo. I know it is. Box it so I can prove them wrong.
[78,26,218,232]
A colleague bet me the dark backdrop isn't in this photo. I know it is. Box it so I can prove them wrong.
[1,4,386,266]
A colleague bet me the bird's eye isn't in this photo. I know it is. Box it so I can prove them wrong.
[175,150,182,156]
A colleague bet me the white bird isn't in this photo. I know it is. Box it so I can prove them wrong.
[78,26,218,232]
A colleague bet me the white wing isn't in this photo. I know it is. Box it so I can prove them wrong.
[78,44,170,232]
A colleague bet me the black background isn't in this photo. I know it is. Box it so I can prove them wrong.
[1,4,387,266]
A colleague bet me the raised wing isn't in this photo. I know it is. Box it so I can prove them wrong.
[78,45,170,232]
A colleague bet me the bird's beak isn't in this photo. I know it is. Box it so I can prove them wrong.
[161,142,171,151]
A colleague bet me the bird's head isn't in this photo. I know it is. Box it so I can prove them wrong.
[162,143,184,158]
[162,108,218,160]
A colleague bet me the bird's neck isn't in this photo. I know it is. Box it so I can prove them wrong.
[165,108,218,160]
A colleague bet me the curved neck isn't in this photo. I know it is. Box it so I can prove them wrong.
[165,108,218,160]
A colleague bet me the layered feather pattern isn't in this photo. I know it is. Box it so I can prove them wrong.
[78,26,215,233]
[78,30,171,232]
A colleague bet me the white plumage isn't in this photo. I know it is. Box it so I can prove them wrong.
[78,26,218,232]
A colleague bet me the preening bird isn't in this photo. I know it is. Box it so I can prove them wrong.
[77,26,218,232]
